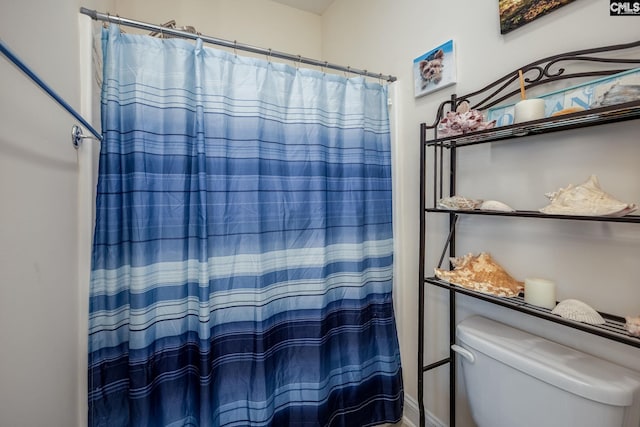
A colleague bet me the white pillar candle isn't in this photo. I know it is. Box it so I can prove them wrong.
[514,99,546,123]
[524,277,557,309]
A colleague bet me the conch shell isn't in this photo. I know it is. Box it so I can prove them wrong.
[539,175,637,217]
[435,252,524,297]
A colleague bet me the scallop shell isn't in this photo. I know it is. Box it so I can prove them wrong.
[539,175,637,217]
[479,200,515,212]
[551,299,605,325]
[438,195,482,211]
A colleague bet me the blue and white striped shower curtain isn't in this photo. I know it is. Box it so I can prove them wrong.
[89,24,402,427]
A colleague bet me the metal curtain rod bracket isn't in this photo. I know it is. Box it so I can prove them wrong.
[71,125,100,149]
[79,7,397,83]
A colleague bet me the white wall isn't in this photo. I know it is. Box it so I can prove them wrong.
[113,0,323,59]
[321,1,640,426]
[0,1,110,426]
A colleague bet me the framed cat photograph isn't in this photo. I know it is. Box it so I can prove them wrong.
[413,39,456,98]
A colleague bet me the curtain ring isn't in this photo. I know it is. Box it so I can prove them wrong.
[345,66,351,78]
[266,48,272,63]
[233,40,238,57]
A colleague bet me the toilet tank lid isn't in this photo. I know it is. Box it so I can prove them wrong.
[457,316,640,406]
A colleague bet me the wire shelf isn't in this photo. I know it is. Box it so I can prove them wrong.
[425,100,640,148]
[424,276,640,349]
[425,208,640,223]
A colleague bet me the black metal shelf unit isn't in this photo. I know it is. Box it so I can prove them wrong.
[417,40,640,427]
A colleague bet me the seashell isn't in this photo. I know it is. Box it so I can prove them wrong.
[438,195,483,211]
[539,175,637,217]
[479,200,515,212]
[436,106,496,137]
[456,100,471,114]
[551,299,605,325]
[625,316,640,337]
[435,252,524,297]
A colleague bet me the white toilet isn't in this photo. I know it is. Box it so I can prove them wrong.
[454,316,640,427]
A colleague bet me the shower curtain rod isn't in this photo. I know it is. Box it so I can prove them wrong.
[0,39,102,145]
[79,7,397,83]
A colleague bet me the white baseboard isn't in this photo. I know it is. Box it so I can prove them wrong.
[403,394,446,427]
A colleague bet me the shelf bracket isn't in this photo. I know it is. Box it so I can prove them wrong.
[437,215,459,269]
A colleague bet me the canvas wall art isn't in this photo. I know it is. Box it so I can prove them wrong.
[413,39,456,98]
[499,0,579,34]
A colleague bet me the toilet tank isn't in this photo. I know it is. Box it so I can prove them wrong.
[456,316,640,427]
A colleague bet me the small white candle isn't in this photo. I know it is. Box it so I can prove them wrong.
[514,99,546,123]
[524,277,556,309]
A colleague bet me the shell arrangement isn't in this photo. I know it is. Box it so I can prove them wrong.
[436,101,496,137]
[551,299,605,325]
[540,175,637,217]
[435,252,524,297]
